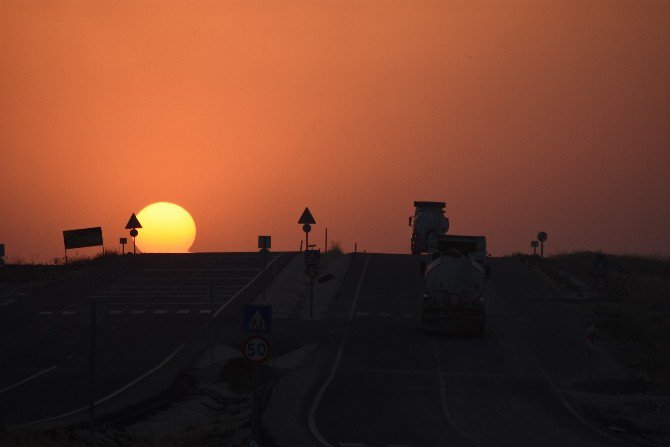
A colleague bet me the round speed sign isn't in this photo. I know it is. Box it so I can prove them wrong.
[242,336,271,364]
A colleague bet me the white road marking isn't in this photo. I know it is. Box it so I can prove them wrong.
[61,311,76,315]
[20,344,186,428]
[66,355,75,360]
[37,311,53,315]
[309,255,371,447]
[108,310,123,314]
[154,310,167,314]
[177,310,190,314]
[199,309,212,314]
[355,311,368,317]
[0,365,59,395]
[433,339,484,445]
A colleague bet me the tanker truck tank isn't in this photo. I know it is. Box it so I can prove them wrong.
[421,235,488,336]
[409,201,449,254]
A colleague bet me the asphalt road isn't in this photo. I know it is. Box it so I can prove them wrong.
[0,252,282,427]
[306,254,625,447]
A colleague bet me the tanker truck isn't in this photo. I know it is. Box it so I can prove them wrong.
[409,201,449,254]
[422,235,488,336]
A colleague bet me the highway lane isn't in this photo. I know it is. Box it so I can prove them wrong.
[308,254,624,447]
[0,252,282,427]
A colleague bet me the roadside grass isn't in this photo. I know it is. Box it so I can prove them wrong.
[509,251,670,392]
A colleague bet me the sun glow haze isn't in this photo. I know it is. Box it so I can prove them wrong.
[135,202,196,253]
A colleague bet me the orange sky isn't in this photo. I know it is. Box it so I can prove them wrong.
[1,0,669,261]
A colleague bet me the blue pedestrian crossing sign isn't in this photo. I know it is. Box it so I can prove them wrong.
[243,305,272,334]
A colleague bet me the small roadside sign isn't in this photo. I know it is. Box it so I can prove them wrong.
[304,249,320,266]
[593,260,608,277]
[258,236,271,250]
[243,305,272,334]
[298,207,316,224]
[0,244,4,257]
[125,213,142,229]
[531,241,539,248]
[594,276,607,289]
[537,232,548,242]
[305,264,319,278]
[242,336,271,363]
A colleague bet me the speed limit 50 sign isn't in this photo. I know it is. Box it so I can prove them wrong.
[242,336,271,364]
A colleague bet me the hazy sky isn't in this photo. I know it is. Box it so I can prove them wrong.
[1,0,669,261]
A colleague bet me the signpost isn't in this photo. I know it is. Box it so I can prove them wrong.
[531,240,539,255]
[243,304,272,445]
[63,227,104,261]
[258,236,271,302]
[586,322,595,381]
[593,253,608,299]
[0,243,4,266]
[125,213,142,254]
[119,237,127,255]
[298,207,316,253]
[537,231,548,258]
[304,249,320,319]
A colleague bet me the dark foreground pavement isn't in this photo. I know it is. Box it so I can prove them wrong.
[270,254,629,447]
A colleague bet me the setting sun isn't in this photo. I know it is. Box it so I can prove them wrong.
[135,202,196,253]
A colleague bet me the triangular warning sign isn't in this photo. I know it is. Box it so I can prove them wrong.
[125,213,142,229]
[298,207,316,224]
[246,310,268,332]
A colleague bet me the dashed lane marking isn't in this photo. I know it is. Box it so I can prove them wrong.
[131,310,145,314]
[355,311,368,316]
[154,310,167,314]
[37,311,53,315]
[177,310,190,314]
[109,310,123,314]
[199,309,212,314]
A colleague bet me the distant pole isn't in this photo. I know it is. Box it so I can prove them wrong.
[354,243,357,254]
[325,228,328,253]
[310,278,314,319]
[88,296,97,429]
[299,240,303,252]
[306,231,309,255]
[209,282,214,361]
[533,246,537,256]
[252,363,259,440]
[540,241,544,258]
[262,250,267,303]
